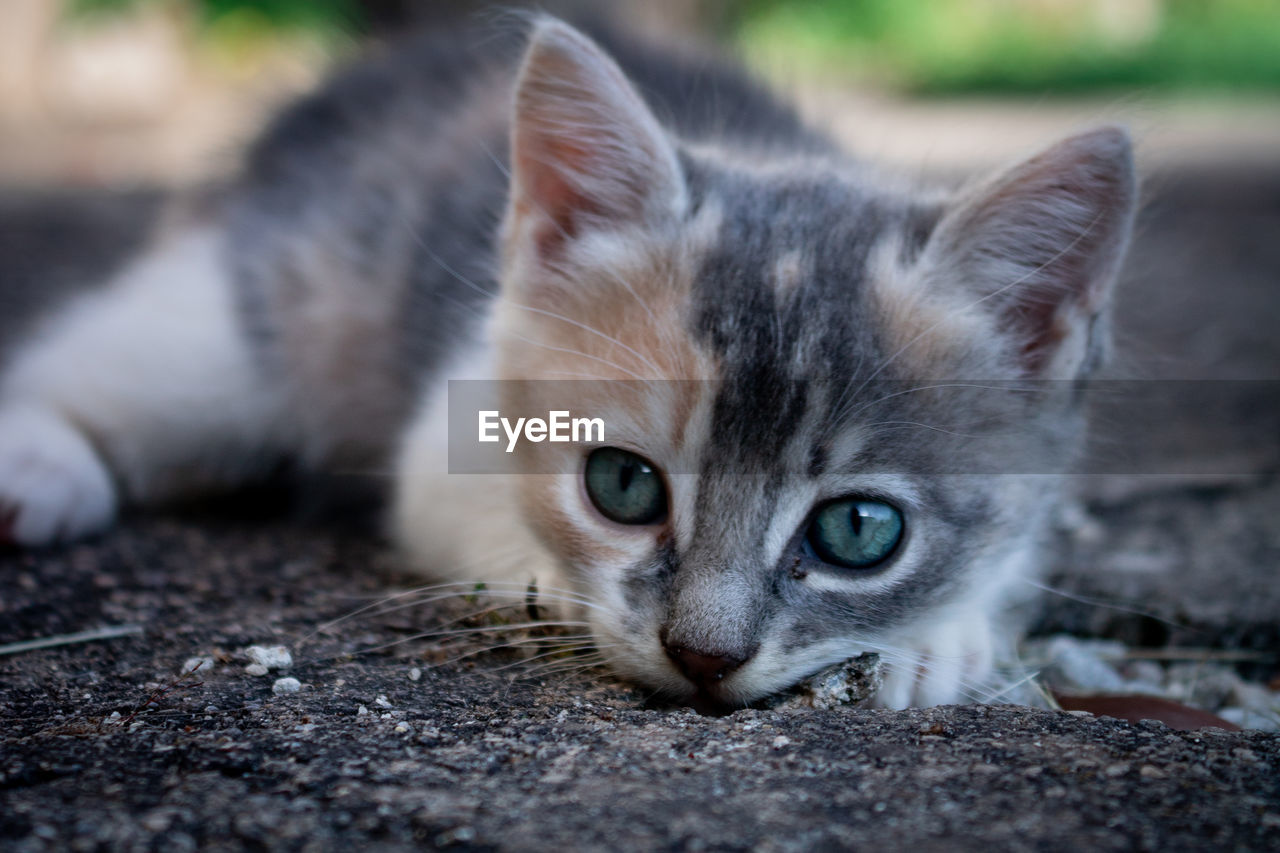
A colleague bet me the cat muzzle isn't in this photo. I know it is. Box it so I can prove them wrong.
[660,628,758,698]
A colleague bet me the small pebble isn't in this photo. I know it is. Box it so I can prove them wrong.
[764,653,882,710]
[1034,636,1129,692]
[140,811,172,833]
[245,663,269,677]
[272,677,302,695]
[357,704,369,716]
[435,827,475,846]
[182,656,215,675]
[408,667,422,682]
[244,645,292,670]
[375,694,392,709]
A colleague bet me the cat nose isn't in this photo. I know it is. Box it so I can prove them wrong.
[663,641,749,688]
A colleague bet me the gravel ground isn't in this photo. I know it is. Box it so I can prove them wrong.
[1,167,1278,849]
[2,518,1277,852]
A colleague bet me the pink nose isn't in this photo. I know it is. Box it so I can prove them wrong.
[663,643,748,689]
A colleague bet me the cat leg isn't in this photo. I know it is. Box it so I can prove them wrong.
[875,611,996,709]
[0,225,283,546]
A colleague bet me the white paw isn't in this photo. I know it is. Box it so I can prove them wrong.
[0,405,117,546]
[874,613,996,709]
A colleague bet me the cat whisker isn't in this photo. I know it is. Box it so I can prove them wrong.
[828,639,1009,705]
[382,581,602,618]
[986,669,1045,704]
[299,567,536,642]
[431,634,600,670]
[863,420,985,439]
[479,643,614,675]
[1020,578,1198,633]
[301,581,506,643]
[834,381,1043,427]
[514,654,612,681]
[300,579,603,659]
[333,592,531,627]
[345,619,594,659]
[507,300,666,376]
[439,579,609,614]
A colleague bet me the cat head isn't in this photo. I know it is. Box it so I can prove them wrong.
[492,19,1136,707]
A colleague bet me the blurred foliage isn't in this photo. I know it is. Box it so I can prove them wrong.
[70,0,362,31]
[733,0,1280,93]
[66,0,366,68]
[64,0,1280,94]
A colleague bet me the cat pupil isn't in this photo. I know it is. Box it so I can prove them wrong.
[848,507,862,536]
[619,463,635,491]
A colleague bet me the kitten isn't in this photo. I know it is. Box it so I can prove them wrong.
[0,17,1135,709]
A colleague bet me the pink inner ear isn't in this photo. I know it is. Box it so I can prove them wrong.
[518,134,603,258]
[508,24,682,266]
[935,128,1135,377]
[1011,296,1074,374]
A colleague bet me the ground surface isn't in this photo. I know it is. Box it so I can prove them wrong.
[1,168,1278,850]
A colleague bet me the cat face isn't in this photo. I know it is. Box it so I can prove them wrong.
[492,20,1135,707]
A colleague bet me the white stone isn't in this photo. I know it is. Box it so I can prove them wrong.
[182,656,214,675]
[244,645,292,670]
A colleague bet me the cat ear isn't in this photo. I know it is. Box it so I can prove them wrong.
[507,19,685,260]
[922,127,1137,377]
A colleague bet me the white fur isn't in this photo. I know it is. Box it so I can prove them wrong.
[0,226,282,544]
[0,404,116,544]
[877,609,997,710]
[875,533,1039,708]
[391,335,568,607]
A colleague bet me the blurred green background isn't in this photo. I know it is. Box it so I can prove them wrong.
[734,0,1280,93]
[65,0,1280,94]
[69,0,361,35]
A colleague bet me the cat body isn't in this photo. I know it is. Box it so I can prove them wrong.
[0,18,1136,709]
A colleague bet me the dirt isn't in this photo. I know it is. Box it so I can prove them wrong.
[1,517,1277,852]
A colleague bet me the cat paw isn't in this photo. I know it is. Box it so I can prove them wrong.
[0,405,117,546]
[874,614,996,709]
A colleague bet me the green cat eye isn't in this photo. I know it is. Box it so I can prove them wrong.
[806,498,903,570]
[584,447,667,525]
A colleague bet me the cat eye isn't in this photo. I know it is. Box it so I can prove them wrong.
[806,498,903,570]
[584,447,667,525]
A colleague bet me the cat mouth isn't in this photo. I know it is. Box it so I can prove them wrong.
[685,689,740,716]
[640,682,744,717]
